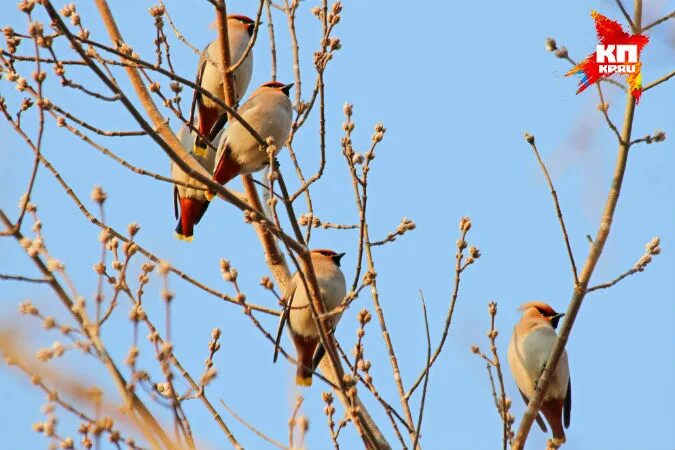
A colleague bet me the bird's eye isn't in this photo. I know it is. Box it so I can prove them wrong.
[535,306,557,318]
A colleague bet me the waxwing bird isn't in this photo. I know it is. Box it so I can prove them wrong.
[192,14,255,155]
[171,126,219,241]
[508,301,571,444]
[272,250,346,387]
[211,81,293,191]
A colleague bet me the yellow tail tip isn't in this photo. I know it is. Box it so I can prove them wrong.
[295,375,312,387]
[193,143,207,158]
[204,190,215,201]
[174,232,194,242]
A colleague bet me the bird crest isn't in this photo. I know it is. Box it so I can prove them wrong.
[518,301,558,317]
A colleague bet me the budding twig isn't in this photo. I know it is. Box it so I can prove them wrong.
[523,133,579,286]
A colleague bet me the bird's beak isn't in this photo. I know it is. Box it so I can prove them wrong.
[550,312,565,330]
[332,252,346,266]
[281,83,294,96]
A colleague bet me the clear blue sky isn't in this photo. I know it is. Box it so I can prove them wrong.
[1,1,673,449]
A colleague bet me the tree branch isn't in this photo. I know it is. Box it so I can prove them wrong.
[523,134,579,286]
[512,4,643,448]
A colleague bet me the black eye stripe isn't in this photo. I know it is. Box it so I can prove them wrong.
[536,307,556,317]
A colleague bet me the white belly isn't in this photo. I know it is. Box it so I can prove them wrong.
[227,99,292,173]
[171,126,217,200]
[200,34,253,110]
[508,325,569,401]
[288,270,346,338]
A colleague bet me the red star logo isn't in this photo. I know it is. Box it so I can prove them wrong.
[566,11,649,102]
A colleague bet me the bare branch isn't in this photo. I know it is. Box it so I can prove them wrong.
[523,133,579,286]
[642,9,675,32]
[407,218,477,398]
[587,236,661,292]
[643,70,675,92]
[0,208,172,449]
[615,0,636,32]
[220,399,288,450]
[412,291,431,450]
[0,273,51,283]
[513,5,646,448]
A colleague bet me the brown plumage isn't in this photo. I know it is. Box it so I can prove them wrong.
[193,14,254,152]
[171,126,218,241]
[210,81,293,190]
[508,301,571,444]
[291,334,320,385]
[272,249,346,386]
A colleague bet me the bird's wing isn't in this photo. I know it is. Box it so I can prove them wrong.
[519,389,548,432]
[564,377,572,428]
[195,50,208,108]
[213,140,240,184]
[272,277,297,363]
[173,185,179,220]
[214,134,227,173]
[194,199,210,225]
[190,50,208,126]
[234,92,262,117]
[311,343,326,370]
[311,326,336,370]
[208,113,228,142]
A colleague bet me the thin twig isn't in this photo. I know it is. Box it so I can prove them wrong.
[595,84,623,143]
[524,134,579,286]
[407,221,473,399]
[643,70,675,92]
[2,103,278,316]
[363,223,417,444]
[265,0,277,80]
[0,208,171,450]
[642,10,675,32]
[615,0,636,32]
[220,400,288,450]
[412,291,431,450]
[512,3,644,447]
[587,236,661,293]
[0,273,51,283]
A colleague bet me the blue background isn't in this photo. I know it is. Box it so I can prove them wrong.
[1,1,673,449]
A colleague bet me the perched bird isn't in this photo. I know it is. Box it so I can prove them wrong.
[273,249,346,386]
[508,301,571,444]
[171,126,219,241]
[210,81,293,191]
[193,14,255,154]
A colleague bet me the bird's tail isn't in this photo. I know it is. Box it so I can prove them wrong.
[292,335,318,387]
[198,106,220,145]
[296,363,313,387]
[174,197,208,241]
[541,399,566,444]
